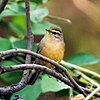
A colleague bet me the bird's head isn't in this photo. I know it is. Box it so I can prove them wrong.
[45,26,63,40]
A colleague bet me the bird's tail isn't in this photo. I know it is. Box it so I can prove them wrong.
[28,70,41,85]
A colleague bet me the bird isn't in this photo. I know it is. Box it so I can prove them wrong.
[28,26,65,85]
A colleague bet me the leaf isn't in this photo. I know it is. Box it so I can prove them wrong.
[9,23,26,38]
[11,81,41,100]
[32,21,59,34]
[0,10,15,18]
[30,0,48,4]
[0,2,48,23]
[7,2,25,14]
[9,16,27,38]
[0,3,25,18]
[67,53,100,66]
[12,40,38,52]
[7,3,19,13]
[0,38,12,51]
[11,75,72,100]
[41,75,71,93]
[2,61,18,66]
[0,71,22,84]
[30,7,49,23]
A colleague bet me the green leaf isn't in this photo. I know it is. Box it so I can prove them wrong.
[12,40,38,52]
[0,10,15,18]
[0,3,25,18]
[11,81,41,100]
[7,3,19,13]
[2,61,18,66]
[67,53,100,66]
[9,23,26,38]
[32,21,59,34]
[1,71,22,84]
[12,40,28,49]
[0,38,12,51]
[9,16,26,38]
[30,0,48,4]
[41,75,71,93]
[0,2,48,23]
[11,75,72,100]
[30,8,49,23]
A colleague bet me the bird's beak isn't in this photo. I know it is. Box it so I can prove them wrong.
[45,29,50,32]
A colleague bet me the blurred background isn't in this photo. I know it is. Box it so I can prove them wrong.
[46,0,100,57]
[46,0,100,73]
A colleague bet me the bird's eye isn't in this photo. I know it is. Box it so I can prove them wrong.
[52,32,61,36]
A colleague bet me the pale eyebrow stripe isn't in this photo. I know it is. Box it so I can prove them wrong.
[51,30,61,34]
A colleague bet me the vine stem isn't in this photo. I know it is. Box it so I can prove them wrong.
[61,60,100,78]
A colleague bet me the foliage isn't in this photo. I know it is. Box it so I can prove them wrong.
[11,75,71,100]
[67,53,100,66]
[0,0,100,99]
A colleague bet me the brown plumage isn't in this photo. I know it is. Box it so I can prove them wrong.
[28,26,65,84]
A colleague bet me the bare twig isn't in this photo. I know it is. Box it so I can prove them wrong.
[74,70,100,87]
[61,60,100,78]
[82,87,100,98]
[0,0,9,13]
[0,49,87,97]
[22,0,34,82]
[47,15,72,24]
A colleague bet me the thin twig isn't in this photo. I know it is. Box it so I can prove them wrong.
[74,70,100,87]
[61,60,100,78]
[0,49,87,97]
[82,87,100,98]
[22,0,34,82]
[0,0,9,13]
[47,15,72,24]
[84,86,100,100]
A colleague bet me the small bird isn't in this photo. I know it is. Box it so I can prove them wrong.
[28,26,65,85]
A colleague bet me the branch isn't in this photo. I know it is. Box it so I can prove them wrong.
[61,60,100,78]
[0,49,87,97]
[84,86,100,100]
[0,64,100,97]
[22,0,34,83]
[0,0,9,13]
[0,64,74,95]
[74,70,100,87]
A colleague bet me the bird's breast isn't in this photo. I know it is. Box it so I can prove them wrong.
[40,39,65,63]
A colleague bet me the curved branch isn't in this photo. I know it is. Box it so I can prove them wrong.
[0,64,74,95]
[0,0,8,13]
[0,64,100,97]
[0,49,87,96]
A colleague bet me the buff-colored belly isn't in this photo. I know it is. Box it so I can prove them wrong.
[37,41,65,69]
